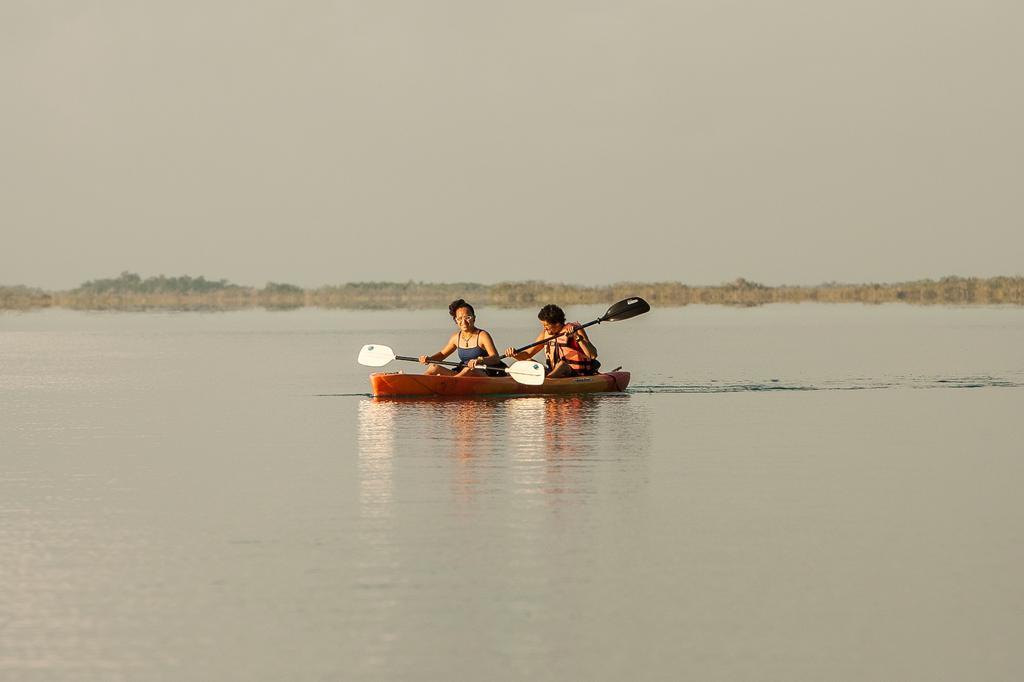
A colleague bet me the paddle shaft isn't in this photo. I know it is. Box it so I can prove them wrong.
[511,318,601,355]
[396,355,506,372]
[508,296,650,356]
[358,344,544,384]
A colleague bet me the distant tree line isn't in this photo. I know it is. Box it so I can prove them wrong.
[74,271,243,295]
[1,273,1022,311]
[0,285,52,309]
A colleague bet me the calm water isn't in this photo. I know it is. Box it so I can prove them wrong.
[2,304,1023,681]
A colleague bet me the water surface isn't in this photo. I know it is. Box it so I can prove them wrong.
[2,305,1022,680]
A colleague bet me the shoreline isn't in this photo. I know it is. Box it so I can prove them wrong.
[2,275,1022,311]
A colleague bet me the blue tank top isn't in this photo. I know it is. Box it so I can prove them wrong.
[456,332,488,363]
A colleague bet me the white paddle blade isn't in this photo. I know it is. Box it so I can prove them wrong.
[506,360,546,386]
[357,344,397,367]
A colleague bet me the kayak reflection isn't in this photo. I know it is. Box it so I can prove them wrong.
[356,395,606,506]
[505,396,603,504]
[356,398,397,517]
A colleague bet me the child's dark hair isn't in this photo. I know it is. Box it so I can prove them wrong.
[537,304,565,325]
[448,299,475,319]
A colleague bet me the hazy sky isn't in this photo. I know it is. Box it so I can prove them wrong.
[2,1,1021,289]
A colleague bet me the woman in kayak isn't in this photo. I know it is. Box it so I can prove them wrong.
[503,304,599,378]
[419,299,505,377]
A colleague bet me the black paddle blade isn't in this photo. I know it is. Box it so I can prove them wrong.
[601,296,650,322]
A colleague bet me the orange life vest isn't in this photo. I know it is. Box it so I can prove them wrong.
[545,322,596,375]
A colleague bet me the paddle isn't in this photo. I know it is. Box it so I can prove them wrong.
[358,344,546,386]
[509,296,651,355]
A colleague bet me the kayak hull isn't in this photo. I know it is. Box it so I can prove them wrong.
[369,371,631,398]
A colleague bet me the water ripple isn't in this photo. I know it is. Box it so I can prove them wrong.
[630,375,1023,393]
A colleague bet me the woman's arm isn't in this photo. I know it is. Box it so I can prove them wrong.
[467,331,502,369]
[478,331,501,364]
[419,334,458,364]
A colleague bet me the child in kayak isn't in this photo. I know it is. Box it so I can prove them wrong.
[503,304,599,378]
[419,299,506,377]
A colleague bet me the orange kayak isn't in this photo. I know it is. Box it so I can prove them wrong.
[369,371,631,397]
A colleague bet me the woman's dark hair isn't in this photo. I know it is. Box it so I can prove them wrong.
[537,304,565,325]
[448,299,475,319]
